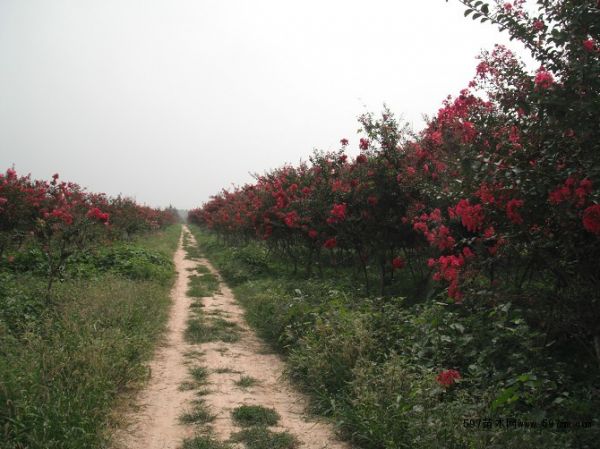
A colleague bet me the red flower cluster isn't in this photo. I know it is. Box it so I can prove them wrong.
[284,211,298,228]
[327,203,347,224]
[583,205,600,235]
[534,68,554,89]
[450,199,485,233]
[392,257,405,270]
[436,369,461,388]
[549,177,592,207]
[87,207,109,223]
[505,199,524,224]
[323,237,337,249]
[583,39,597,53]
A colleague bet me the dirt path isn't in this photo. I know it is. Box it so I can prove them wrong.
[113,226,349,449]
[112,227,197,449]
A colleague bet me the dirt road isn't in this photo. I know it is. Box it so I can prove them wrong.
[113,226,349,449]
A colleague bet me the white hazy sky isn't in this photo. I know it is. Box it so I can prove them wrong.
[0,0,534,209]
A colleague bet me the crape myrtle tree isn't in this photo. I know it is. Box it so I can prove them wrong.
[440,0,600,367]
[189,0,600,367]
[1,168,177,299]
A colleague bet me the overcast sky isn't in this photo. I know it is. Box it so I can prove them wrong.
[0,0,534,209]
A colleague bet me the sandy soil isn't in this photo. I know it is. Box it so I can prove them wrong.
[112,226,350,449]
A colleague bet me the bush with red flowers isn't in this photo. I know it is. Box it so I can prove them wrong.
[0,167,177,296]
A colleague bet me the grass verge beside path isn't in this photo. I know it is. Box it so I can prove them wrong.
[0,224,181,449]
[187,224,599,449]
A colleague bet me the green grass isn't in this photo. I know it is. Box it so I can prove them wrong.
[185,316,241,344]
[190,366,210,384]
[187,264,211,274]
[184,242,204,261]
[187,224,600,449]
[231,405,280,427]
[235,375,259,388]
[0,225,181,449]
[133,224,182,257]
[181,435,231,449]
[179,399,215,424]
[187,273,220,298]
[230,427,298,449]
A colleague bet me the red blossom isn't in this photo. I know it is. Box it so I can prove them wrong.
[430,130,443,145]
[583,205,600,235]
[392,257,406,270]
[534,68,554,89]
[340,138,349,146]
[87,207,109,223]
[367,196,378,206]
[323,237,337,249]
[583,39,596,52]
[308,229,318,239]
[359,138,370,150]
[462,247,475,259]
[284,211,299,228]
[356,154,368,164]
[329,203,347,222]
[436,369,461,388]
[506,199,524,224]
[451,199,485,232]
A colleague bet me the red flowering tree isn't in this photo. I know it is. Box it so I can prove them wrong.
[189,0,600,367]
[1,168,177,298]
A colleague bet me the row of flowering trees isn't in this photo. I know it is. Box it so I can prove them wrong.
[0,168,177,295]
[190,1,600,367]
